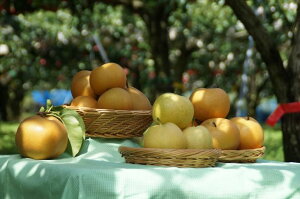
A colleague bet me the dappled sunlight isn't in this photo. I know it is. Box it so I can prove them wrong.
[12,161,46,178]
[0,159,9,172]
[220,122,231,134]
[112,163,223,198]
[169,94,180,101]
[217,161,300,198]
[191,90,205,103]
[81,152,115,162]
[163,166,217,192]
[1,136,300,198]
[39,168,46,177]
[26,163,41,177]
[114,167,166,198]
[76,138,131,163]
[12,161,29,176]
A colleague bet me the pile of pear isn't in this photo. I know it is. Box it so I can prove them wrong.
[70,62,151,111]
[142,88,264,150]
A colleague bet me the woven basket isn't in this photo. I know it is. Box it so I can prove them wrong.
[119,146,221,168]
[65,106,153,138]
[218,146,265,163]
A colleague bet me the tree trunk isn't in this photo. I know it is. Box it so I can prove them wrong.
[144,16,170,77]
[7,85,25,121]
[140,7,173,93]
[281,113,300,162]
[0,83,9,121]
[283,3,300,161]
[225,0,300,162]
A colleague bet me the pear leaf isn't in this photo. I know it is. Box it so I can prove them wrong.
[37,101,85,157]
[60,108,85,157]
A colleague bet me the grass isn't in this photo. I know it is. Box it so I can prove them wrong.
[0,121,284,162]
[0,122,19,154]
[263,124,284,162]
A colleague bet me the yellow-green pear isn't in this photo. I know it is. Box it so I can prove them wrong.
[183,125,213,149]
[152,93,194,129]
[143,122,187,149]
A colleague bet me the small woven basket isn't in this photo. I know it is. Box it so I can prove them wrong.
[65,106,153,138]
[218,146,265,163]
[119,146,221,168]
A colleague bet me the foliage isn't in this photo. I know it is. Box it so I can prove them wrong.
[0,0,297,121]
[0,10,87,90]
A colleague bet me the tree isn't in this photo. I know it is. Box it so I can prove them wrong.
[225,0,300,162]
[1,0,252,100]
[92,0,254,100]
[1,1,290,162]
[0,11,92,120]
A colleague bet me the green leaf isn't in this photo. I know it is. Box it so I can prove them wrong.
[38,103,85,157]
[60,108,85,157]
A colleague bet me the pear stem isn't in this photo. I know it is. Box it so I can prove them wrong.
[156,117,162,125]
[37,111,63,123]
[37,112,48,117]
[192,117,196,127]
[247,113,250,120]
[212,122,217,127]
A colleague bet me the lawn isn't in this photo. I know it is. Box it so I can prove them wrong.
[0,121,284,161]
[0,122,19,154]
[263,124,284,161]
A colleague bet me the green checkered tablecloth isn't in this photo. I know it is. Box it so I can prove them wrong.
[1,138,300,199]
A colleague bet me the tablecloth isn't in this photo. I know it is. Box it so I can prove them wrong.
[1,138,300,199]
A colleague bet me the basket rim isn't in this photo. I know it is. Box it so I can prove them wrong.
[221,146,266,153]
[119,146,221,155]
[119,146,221,168]
[64,105,152,114]
[218,146,266,163]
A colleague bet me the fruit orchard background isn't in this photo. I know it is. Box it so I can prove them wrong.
[0,0,298,161]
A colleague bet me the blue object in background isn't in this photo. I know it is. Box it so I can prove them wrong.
[49,89,73,106]
[256,98,278,123]
[31,90,50,105]
[31,89,73,106]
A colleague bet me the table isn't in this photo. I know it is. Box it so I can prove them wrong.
[1,138,300,199]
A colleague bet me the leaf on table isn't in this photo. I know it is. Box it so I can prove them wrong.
[60,108,86,157]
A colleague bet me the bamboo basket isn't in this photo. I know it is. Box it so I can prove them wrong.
[218,146,265,163]
[65,106,153,138]
[119,146,221,168]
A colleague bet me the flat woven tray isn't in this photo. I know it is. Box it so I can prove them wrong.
[65,106,153,138]
[119,146,221,168]
[218,146,265,163]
